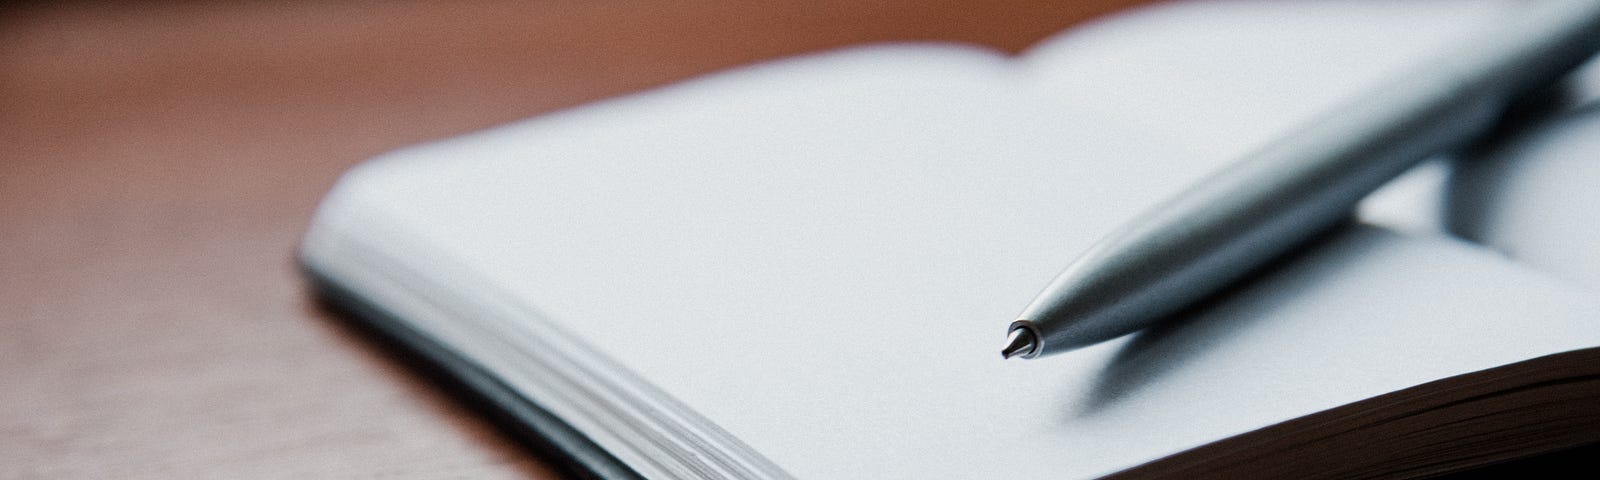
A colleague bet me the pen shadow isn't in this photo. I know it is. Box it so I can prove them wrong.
[1069,222,1385,418]
[1446,101,1600,240]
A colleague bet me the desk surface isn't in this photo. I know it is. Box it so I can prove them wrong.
[0,1,1142,477]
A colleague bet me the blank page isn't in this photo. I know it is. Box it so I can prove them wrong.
[306,0,1600,478]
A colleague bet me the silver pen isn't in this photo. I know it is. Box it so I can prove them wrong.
[1003,0,1600,360]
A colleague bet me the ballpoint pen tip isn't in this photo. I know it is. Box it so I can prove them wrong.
[1002,328,1037,360]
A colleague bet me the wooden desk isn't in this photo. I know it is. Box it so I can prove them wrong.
[0,1,1143,476]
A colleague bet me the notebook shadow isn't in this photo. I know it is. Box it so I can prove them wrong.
[302,269,631,479]
[1069,222,1387,418]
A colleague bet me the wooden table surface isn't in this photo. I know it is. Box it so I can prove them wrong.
[0,1,1147,477]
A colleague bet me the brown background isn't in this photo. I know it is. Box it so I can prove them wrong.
[0,1,1150,477]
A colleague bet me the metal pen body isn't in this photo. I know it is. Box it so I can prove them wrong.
[1006,0,1600,359]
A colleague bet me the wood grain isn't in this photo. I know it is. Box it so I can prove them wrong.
[0,1,1150,477]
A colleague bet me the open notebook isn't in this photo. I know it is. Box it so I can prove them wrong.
[300,1,1600,478]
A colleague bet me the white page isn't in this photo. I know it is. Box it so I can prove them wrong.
[1020,0,1516,160]
[306,0,1600,478]
[327,84,1600,477]
[1021,0,1519,236]
[332,92,1600,478]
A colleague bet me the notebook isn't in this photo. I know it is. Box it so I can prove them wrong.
[299,1,1600,478]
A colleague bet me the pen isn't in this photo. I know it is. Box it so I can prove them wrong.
[1002,0,1600,360]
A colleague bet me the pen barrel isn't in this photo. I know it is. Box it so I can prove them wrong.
[1017,0,1600,355]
